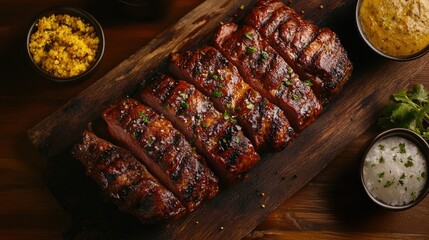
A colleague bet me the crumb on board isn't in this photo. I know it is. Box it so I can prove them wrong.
[29,14,99,78]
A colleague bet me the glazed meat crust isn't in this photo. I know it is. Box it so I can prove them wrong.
[103,99,218,211]
[73,130,186,223]
[139,74,260,184]
[169,46,296,152]
[214,23,322,131]
[245,0,353,103]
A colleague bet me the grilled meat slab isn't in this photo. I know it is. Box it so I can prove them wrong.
[169,46,295,152]
[214,23,322,131]
[139,74,260,184]
[103,99,218,211]
[245,0,353,103]
[73,131,186,223]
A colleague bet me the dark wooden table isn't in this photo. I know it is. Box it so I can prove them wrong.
[1,0,428,239]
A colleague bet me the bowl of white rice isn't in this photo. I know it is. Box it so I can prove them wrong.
[361,128,429,210]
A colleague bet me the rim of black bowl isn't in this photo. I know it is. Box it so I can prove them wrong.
[26,6,105,82]
[360,128,429,210]
[355,0,429,61]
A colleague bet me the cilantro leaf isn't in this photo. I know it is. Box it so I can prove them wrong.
[378,84,429,140]
[410,84,429,104]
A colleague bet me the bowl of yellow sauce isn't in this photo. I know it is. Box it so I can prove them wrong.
[356,0,429,61]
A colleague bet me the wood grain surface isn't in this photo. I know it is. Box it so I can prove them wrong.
[1,0,429,239]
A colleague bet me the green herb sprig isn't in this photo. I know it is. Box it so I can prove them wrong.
[378,84,429,139]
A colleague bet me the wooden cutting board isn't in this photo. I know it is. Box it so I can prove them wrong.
[27,0,429,239]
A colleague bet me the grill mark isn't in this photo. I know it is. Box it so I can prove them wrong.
[246,0,352,104]
[214,23,322,131]
[140,74,260,184]
[170,46,294,152]
[73,131,186,223]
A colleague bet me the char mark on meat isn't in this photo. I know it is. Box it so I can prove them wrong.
[245,0,353,103]
[73,130,186,223]
[214,22,322,131]
[169,46,295,152]
[103,99,218,211]
[139,74,260,184]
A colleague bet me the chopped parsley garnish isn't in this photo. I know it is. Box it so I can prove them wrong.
[404,160,414,168]
[211,89,223,98]
[223,111,237,123]
[180,102,189,109]
[287,67,293,74]
[422,172,426,178]
[244,33,253,40]
[400,173,406,179]
[304,80,313,87]
[261,51,269,61]
[247,46,257,54]
[411,192,417,201]
[292,94,300,101]
[398,180,404,186]
[179,93,188,99]
[378,144,385,151]
[379,156,385,163]
[283,80,292,87]
[246,102,255,110]
[226,102,232,109]
[399,143,406,153]
[138,112,151,125]
[384,180,394,188]
[209,71,219,80]
[202,123,208,128]
[377,172,385,178]
[393,155,397,161]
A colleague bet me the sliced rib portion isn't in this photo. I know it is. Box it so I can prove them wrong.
[169,46,295,152]
[245,0,353,103]
[73,130,186,223]
[103,99,218,211]
[214,23,322,131]
[139,74,260,184]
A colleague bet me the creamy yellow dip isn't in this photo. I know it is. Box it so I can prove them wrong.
[359,0,429,57]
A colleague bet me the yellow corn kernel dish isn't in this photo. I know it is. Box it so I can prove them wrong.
[29,14,99,78]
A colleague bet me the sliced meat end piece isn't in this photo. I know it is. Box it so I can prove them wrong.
[214,22,322,131]
[245,0,284,29]
[139,74,260,184]
[257,5,298,38]
[247,0,353,103]
[310,33,353,97]
[103,99,218,211]
[72,130,186,223]
[169,46,295,151]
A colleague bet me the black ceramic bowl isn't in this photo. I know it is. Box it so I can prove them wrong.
[26,6,105,82]
[355,0,429,61]
[360,128,429,210]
